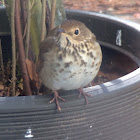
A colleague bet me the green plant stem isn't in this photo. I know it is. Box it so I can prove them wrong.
[15,0,32,96]
[30,0,42,62]
[45,1,50,35]
[40,0,46,42]
[26,0,31,58]
[11,0,16,96]
[49,0,56,31]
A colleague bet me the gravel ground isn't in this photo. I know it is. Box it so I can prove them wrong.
[63,0,140,23]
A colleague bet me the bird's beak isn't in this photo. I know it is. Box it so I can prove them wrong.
[57,29,65,33]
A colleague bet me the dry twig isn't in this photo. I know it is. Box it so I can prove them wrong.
[0,39,6,88]
[15,0,32,96]
[11,0,16,96]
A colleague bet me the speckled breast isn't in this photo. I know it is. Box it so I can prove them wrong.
[40,39,102,91]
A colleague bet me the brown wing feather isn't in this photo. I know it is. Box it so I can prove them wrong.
[36,29,58,73]
[36,60,43,73]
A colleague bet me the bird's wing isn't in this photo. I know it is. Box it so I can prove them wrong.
[36,60,43,73]
[36,36,57,73]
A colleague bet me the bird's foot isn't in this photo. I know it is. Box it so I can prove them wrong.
[78,88,92,104]
[49,91,65,111]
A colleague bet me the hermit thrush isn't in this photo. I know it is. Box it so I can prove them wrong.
[37,20,102,111]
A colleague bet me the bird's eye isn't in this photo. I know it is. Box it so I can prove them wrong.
[74,29,79,35]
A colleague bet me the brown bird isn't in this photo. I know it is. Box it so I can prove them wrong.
[37,20,102,111]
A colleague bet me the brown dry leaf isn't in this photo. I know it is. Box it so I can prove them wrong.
[18,79,23,90]
[26,59,34,80]
[0,83,4,90]
[26,59,40,90]
[15,89,20,96]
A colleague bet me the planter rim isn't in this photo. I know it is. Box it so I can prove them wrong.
[0,10,140,110]
[66,9,140,32]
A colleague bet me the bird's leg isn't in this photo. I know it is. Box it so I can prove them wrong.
[78,88,92,104]
[49,91,65,111]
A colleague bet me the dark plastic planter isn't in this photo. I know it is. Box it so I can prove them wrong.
[0,9,140,140]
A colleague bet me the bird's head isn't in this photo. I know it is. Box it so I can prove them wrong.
[56,20,95,43]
